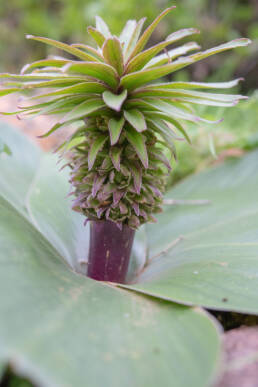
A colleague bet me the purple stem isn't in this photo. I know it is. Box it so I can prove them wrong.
[87,220,135,283]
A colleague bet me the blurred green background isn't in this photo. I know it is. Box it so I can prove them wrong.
[0,1,257,385]
[1,0,257,91]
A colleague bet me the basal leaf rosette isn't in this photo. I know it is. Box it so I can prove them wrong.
[0,7,250,229]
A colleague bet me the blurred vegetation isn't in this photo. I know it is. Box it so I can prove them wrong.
[0,367,34,387]
[0,0,257,92]
[167,90,258,187]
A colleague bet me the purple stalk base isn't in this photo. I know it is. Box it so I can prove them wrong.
[87,220,135,283]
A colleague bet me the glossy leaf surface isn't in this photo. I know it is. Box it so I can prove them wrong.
[126,151,258,314]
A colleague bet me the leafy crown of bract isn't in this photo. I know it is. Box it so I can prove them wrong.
[0,7,251,228]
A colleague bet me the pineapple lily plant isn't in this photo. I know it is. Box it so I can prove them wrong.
[0,6,251,284]
[1,8,258,387]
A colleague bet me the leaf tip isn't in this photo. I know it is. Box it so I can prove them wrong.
[61,63,71,73]
[20,64,29,75]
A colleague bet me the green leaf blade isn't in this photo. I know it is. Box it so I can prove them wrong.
[0,88,20,97]
[102,89,127,111]
[108,116,125,145]
[26,35,99,62]
[87,26,106,47]
[30,81,107,99]
[145,42,200,68]
[128,7,176,60]
[88,135,108,170]
[187,38,251,64]
[126,28,199,73]
[110,146,123,171]
[103,37,124,76]
[126,126,148,168]
[64,99,105,124]
[95,15,111,38]
[120,58,193,91]
[65,62,119,89]
[124,109,147,132]
[125,151,258,314]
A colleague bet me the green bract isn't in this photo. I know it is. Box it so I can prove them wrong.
[0,7,251,228]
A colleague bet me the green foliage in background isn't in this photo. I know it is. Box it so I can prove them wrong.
[1,0,257,89]
[167,90,258,186]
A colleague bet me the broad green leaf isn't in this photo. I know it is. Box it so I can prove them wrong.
[108,116,125,145]
[87,26,106,47]
[26,154,88,273]
[60,98,105,123]
[88,135,108,170]
[187,38,251,64]
[120,58,193,91]
[0,199,220,387]
[124,109,147,132]
[102,89,127,111]
[26,35,99,62]
[128,7,176,60]
[0,125,221,387]
[102,37,124,76]
[95,15,111,38]
[65,62,119,88]
[0,122,41,217]
[145,42,200,68]
[125,126,148,168]
[125,151,258,314]
[126,28,199,73]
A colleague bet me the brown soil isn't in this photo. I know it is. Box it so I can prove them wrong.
[216,327,258,387]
